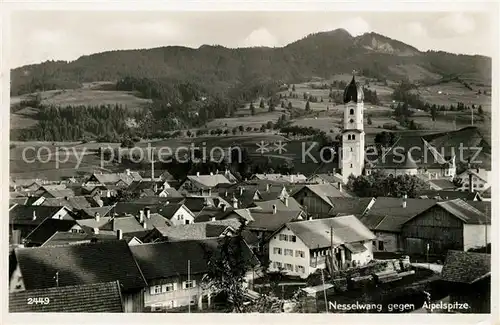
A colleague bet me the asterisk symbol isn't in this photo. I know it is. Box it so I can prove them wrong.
[255,141,270,154]
[273,141,287,154]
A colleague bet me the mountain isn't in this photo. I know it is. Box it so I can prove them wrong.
[10,29,491,96]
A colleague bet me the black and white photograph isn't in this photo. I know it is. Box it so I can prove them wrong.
[3,1,497,320]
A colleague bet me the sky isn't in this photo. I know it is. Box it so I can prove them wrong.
[9,10,495,68]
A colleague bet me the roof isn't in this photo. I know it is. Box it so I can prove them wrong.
[359,197,437,232]
[129,237,259,281]
[41,231,118,247]
[38,196,92,210]
[251,197,303,212]
[428,178,456,190]
[182,196,230,212]
[42,188,76,198]
[9,205,71,226]
[9,281,124,312]
[186,174,232,189]
[154,223,233,241]
[343,75,363,103]
[435,199,490,224]
[480,187,491,198]
[24,219,77,245]
[100,214,170,233]
[328,197,375,216]
[284,215,375,249]
[441,250,490,284]
[309,173,343,184]
[251,173,308,183]
[75,206,114,219]
[418,190,480,201]
[293,184,351,207]
[247,210,303,232]
[90,171,142,185]
[15,240,147,291]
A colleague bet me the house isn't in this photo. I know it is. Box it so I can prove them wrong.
[249,197,303,212]
[292,184,351,217]
[12,240,148,312]
[127,180,172,197]
[36,185,77,199]
[307,173,344,186]
[401,199,491,255]
[129,237,259,312]
[98,211,171,234]
[84,170,142,187]
[455,168,490,192]
[73,206,115,219]
[9,281,124,312]
[158,203,196,226]
[182,196,230,213]
[151,222,236,241]
[10,179,44,192]
[327,197,376,217]
[358,197,437,253]
[251,173,308,184]
[40,231,127,247]
[216,185,263,208]
[418,190,482,201]
[9,205,74,244]
[267,215,376,278]
[23,219,84,247]
[31,196,93,210]
[427,178,457,191]
[178,173,233,196]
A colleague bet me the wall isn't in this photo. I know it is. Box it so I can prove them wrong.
[268,227,311,278]
[123,289,144,313]
[457,173,489,192]
[170,206,195,226]
[145,274,207,310]
[463,224,491,251]
[349,241,374,266]
[372,231,400,252]
[9,264,25,293]
[293,188,331,215]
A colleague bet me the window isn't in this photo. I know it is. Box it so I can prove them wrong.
[350,147,353,152]
[285,263,293,271]
[273,247,282,255]
[352,134,356,140]
[378,241,384,251]
[162,283,175,292]
[279,234,287,241]
[151,303,164,312]
[290,235,296,242]
[182,280,196,289]
[372,240,376,247]
[350,164,353,168]
[296,265,305,273]
[284,249,293,256]
[71,229,78,233]
[295,250,305,258]
[150,285,162,295]
[185,220,190,225]
[479,184,483,188]
[275,262,282,269]
[347,135,351,140]
[350,109,354,115]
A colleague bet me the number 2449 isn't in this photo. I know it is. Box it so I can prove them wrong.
[27,297,50,305]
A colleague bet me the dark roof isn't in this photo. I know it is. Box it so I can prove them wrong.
[9,205,72,226]
[359,197,437,232]
[250,197,303,212]
[130,237,259,281]
[441,250,490,284]
[428,179,456,190]
[435,199,490,224]
[99,214,170,233]
[343,75,363,103]
[292,184,350,207]
[9,281,124,312]
[247,210,303,232]
[154,223,232,241]
[24,219,77,245]
[15,240,147,291]
[130,196,184,205]
[418,190,479,201]
[39,196,92,210]
[468,201,491,216]
[328,197,374,216]
[41,232,118,247]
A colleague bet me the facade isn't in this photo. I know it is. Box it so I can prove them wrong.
[340,76,365,184]
[145,275,208,311]
[455,169,490,192]
[166,204,196,226]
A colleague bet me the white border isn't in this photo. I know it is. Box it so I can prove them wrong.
[1,1,499,325]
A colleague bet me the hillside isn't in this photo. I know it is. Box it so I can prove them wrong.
[11,29,491,96]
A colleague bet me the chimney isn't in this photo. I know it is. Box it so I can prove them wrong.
[208,189,212,196]
[153,183,158,193]
[210,172,214,176]
[117,229,123,240]
[196,172,200,177]
[239,187,244,196]
[145,207,151,219]
[222,204,227,212]
[308,216,313,221]
[125,169,131,176]
[95,212,100,222]
[469,172,473,193]
[143,221,147,229]
[93,227,99,235]
[224,190,228,197]
[139,210,144,223]
[106,190,111,198]
[32,210,36,220]
[272,204,277,214]
[338,182,343,192]
[216,169,219,174]
[290,175,294,183]
[284,197,289,207]
[266,184,270,192]
[402,194,407,208]
[232,197,238,209]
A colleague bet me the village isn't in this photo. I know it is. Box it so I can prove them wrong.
[8,76,491,314]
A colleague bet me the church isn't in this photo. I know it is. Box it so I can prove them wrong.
[337,74,491,185]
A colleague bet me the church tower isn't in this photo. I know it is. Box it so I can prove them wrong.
[340,73,365,184]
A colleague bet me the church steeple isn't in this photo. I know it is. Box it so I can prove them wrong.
[343,70,364,104]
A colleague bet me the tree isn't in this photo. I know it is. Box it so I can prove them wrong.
[287,102,292,110]
[250,102,256,116]
[347,171,427,198]
[367,115,373,125]
[374,131,396,149]
[259,98,265,109]
[281,101,285,108]
[232,127,238,135]
[269,101,275,112]
[292,84,296,91]
[305,100,310,111]
[186,130,192,137]
[120,138,135,148]
[203,225,255,312]
[478,105,484,116]
[238,125,244,133]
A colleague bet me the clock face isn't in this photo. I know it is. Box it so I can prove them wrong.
[349,119,354,123]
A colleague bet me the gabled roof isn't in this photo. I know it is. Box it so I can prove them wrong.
[9,205,72,226]
[418,190,480,201]
[283,215,376,249]
[428,179,456,190]
[15,240,147,291]
[435,199,490,224]
[24,219,77,245]
[41,231,118,247]
[309,173,343,184]
[186,174,232,189]
[182,196,230,212]
[130,237,259,281]
[9,281,124,312]
[75,206,114,219]
[247,210,303,232]
[292,184,350,207]
[328,197,375,216]
[250,197,303,212]
[359,197,437,232]
[38,196,92,210]
[99,214,170,233]
[251,173,308,183]
[154,223,233,241]
[441,250,490,284]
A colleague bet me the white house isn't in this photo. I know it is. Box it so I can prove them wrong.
[455,169,490,193]
[161,203,196,226]
[267,215,376,278]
